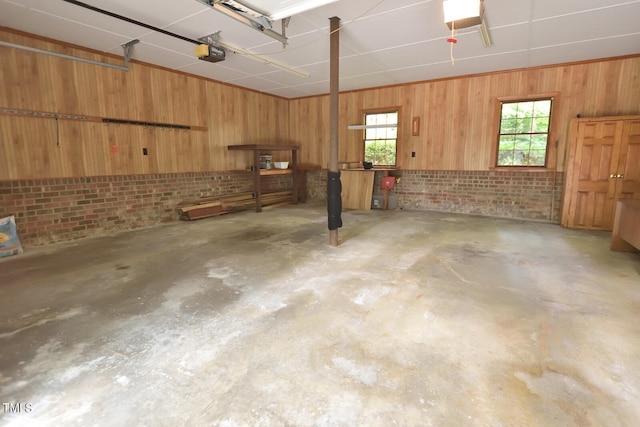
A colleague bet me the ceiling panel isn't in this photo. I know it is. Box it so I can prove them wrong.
[166,8,281,49]
[77,0,209,28]
[531,2,640,48]
[226,74,287,92]
[339,71,397,91]
[179,60,251,81]
[530,0,635,20]
[128,42,201,70]
[268,85,314,98]
[338,52,386,78]
[528,33,640,67]
[1,0,638,99]
[482,0,531,27]
[339,2,443,52]
[386,49,532,84]
[130,31,198,58]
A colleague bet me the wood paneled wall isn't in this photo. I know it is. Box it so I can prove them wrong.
[0,29,291,179]
[2,28,639,180]
[289,56,640,172]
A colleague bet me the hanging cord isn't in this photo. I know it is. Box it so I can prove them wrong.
[448,20,457,65]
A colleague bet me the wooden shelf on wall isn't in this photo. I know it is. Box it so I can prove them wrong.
[260,169,292,176]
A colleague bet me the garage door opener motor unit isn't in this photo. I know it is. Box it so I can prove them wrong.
[195,44,226,63]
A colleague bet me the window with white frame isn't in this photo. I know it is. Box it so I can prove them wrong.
[363,111,398,166]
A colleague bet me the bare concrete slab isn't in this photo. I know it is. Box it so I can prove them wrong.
[1,205,639,426]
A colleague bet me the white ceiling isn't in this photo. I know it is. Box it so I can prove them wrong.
[1,0,639,99]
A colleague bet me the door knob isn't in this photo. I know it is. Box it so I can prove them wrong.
[610,174,616,178]
[618,174,624,179]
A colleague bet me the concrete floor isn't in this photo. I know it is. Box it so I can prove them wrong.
[0,204,639,426]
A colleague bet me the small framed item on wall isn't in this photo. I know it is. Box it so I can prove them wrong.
[412,116,420,136]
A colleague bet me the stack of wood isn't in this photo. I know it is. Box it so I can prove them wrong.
[177,191,292,220]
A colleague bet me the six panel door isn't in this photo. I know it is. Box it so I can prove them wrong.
[566,120,622,230]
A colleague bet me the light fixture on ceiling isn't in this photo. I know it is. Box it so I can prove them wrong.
[443,0,491,47]
[206,0,288,46]
[267,0,341,21]
[443,0,482,28]
[347,124,397,130]
[478,18,491,47]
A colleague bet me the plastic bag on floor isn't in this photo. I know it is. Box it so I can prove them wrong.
[0,215,23,258]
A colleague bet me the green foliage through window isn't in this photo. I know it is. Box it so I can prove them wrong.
[497,99,552,167]
[364,111,398,166]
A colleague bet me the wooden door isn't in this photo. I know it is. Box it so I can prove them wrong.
[563,120,623,230]
[617,120,640,201]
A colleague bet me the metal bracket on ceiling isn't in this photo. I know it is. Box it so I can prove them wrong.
[198,31,222,46]
[281,17,290,49]
[122,39,140,68]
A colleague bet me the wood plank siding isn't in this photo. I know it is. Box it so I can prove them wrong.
[1,27,639,180]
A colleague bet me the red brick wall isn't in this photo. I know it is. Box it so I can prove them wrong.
[306,169,565,222]
[0,172,292,246]
[393,170,564,222]
[2,169,563,246]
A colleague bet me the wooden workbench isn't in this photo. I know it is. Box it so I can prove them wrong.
[228,144,299,212]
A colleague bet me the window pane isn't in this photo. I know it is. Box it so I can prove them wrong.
[531,134,548,150]
[381,141,396,164]
[533,100,551,116]
[364,140,377,163]
[516,102,534,118]
[513,150,528,165]
[499,135,515,150]
[517,117,533,133]
[500,118,517,134]
[497,150,514,166]
[529,150,546,166]
[533,117,549,133]
[515,135,532,150]
[501,103,519,118]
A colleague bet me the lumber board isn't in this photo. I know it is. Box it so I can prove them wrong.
[340,170,375,210]
[177,190,292,220]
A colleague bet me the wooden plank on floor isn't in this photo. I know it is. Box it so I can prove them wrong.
[341,170,375,210]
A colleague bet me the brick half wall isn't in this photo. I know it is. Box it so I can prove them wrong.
[306,169,565,222]
[0,172,292,246]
